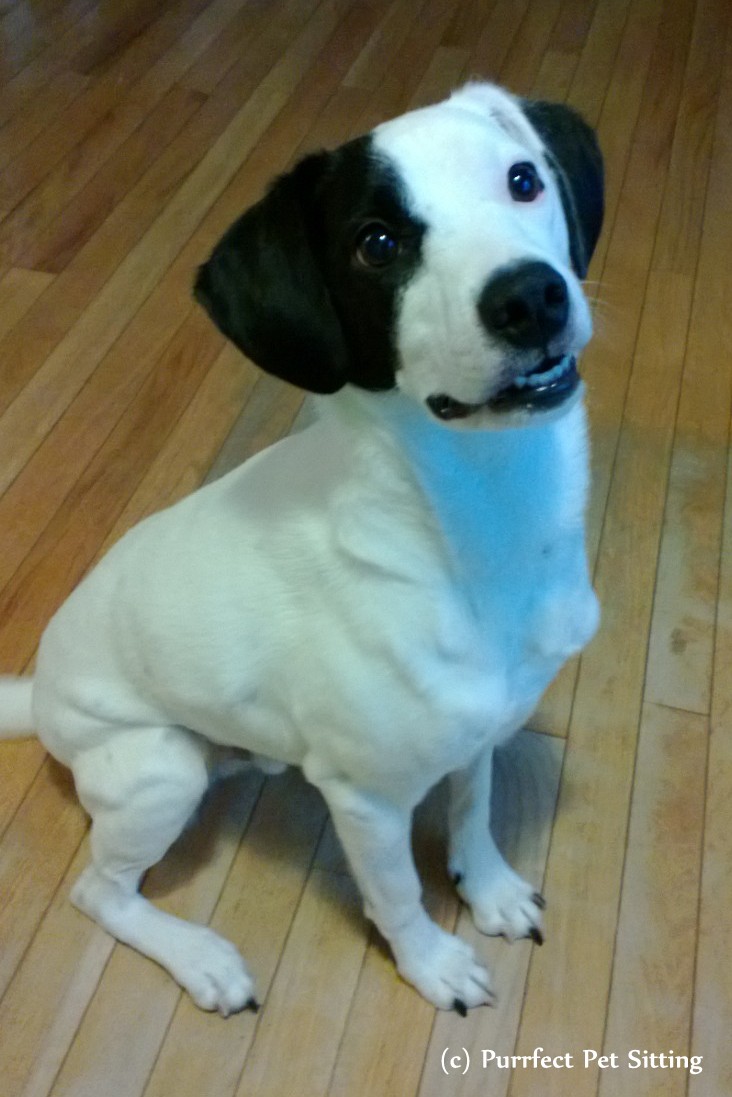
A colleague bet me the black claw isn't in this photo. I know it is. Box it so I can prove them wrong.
[450,871,463,886]
[528,926,544,946]
[532,892,547,910]
[453,997,468,1017]
[245,997,261,1013]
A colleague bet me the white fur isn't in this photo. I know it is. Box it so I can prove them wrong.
[0,84,599,1014]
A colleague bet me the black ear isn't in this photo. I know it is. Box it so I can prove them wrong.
[194,152,350,394]
[521,100,604,278]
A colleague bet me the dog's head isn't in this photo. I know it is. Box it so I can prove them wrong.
[195,83,603,429]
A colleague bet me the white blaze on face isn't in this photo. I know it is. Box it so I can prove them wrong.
[371,84,593,416]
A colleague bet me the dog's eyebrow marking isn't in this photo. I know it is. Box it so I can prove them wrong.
[488,106,538,147]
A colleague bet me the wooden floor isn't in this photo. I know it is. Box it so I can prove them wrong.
[0,0,731,1093]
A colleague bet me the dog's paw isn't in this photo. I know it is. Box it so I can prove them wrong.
[168,925,258,1017]
[453,862,545,943]
[394,922,495,1012]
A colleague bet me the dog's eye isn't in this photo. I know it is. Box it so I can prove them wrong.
[354,224,399,268]
[508,162,544,202]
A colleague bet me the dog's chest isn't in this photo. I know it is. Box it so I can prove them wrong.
[330,396,598,766]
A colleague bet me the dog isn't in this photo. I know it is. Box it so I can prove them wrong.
[0,82,603,1017]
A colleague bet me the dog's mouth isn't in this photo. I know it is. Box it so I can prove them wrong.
[426,354,580,421]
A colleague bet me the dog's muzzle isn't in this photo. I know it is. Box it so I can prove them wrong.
[427,260,581,421]
[427,354,579,420]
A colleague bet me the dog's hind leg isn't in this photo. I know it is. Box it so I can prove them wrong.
[70,725,257,1016]
[448,744,545,944]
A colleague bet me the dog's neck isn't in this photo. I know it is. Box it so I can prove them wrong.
[323,385,590,532]
[315,385,591,617]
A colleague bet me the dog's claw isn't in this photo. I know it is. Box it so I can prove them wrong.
[453,997,468,1017]
[528,926,544,946]
[245,997,260,1013]
[450,871,463,886]
[532,892,547,910]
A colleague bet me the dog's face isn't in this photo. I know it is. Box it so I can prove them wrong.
[195,83,603,429]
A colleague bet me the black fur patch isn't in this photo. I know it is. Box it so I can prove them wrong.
[314,137,426,391]
[521,100,604,278]
[195,136,425,394]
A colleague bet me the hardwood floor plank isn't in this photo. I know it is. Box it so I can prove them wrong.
[645,2,732,714]
[651,0,728,279]
[142,773,327,1097]
[0,0,316,419]
[1,0,259,272]
[598,704,706,1097]
[584,0,664,269]
[0,0,96,81]
[1,0,247,272]
[468,0,530,81]
[643,443,721,716]
[0,761,85,1000]
[530,0,601,101]
[549,0,600,57]
[410,44,471,107]
[565,0,631,123]
[230,824,367,1097]
[17,84,207,275]
[583,0,697,560]
[0,737,46,835]
[689,440,732,1095]
[180,0,296,96]
[343,0,445,92]
[691,769,732,1095]
[353,0,466,130]
[442,0,498,51]
[0,267,54,339]
[498,0,563,96]
[69,0,185,76]
[0,1,98,128]
[0,0,209,222]
[0,70,89,167]
[0,837,115,1097]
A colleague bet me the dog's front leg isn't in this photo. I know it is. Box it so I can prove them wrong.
[448,744,545,943]
[305,762,494,1013]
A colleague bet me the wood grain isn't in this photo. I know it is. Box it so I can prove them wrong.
[0,2,731,1096]
[598,704,706,1097]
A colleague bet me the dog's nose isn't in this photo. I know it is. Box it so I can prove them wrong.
[478,261,569,349]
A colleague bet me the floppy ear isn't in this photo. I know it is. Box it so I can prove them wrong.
[194,152,350,394]
[521,100,604,278]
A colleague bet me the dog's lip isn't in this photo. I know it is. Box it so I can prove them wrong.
[426,355,580,421]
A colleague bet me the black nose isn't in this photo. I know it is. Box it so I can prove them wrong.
[478,261,569,350]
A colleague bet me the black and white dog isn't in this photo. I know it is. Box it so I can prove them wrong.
[0,83,603,1016]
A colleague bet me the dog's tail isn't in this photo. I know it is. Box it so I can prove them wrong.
[0,676,36,738]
